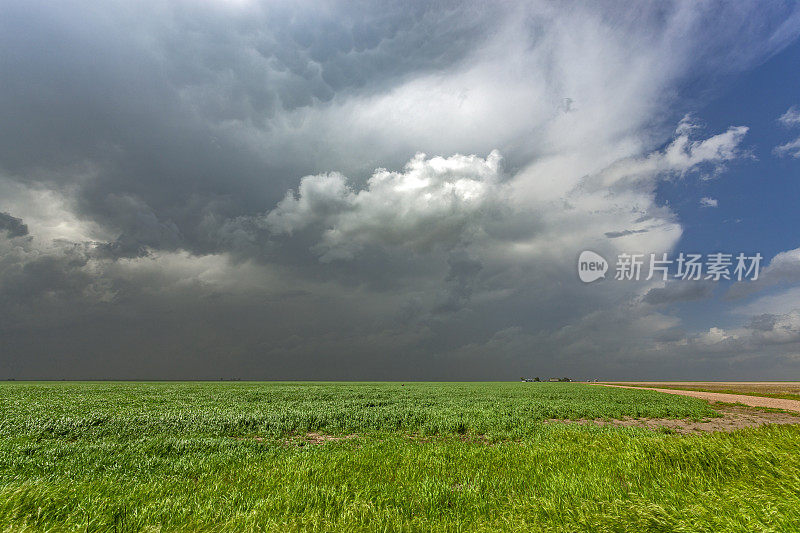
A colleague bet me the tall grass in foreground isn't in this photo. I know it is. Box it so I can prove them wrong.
[0,382,796,532]
[1,426,798,531]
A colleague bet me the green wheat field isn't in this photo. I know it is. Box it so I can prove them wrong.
[0,382,798,531]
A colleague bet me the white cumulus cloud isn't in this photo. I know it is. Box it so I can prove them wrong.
[266,151,504,261]
[779,105,800,127]
[774,137,800,158]
[700,197,718,208]
[774,105,800,158]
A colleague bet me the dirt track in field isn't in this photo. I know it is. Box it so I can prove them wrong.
[596,383,800,413]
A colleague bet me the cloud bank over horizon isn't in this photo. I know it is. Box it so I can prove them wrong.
[2,0,800,379]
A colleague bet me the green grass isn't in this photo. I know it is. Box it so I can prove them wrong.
[0,382,717,440]
[0,382,798,532]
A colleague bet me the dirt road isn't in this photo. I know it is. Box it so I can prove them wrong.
[596,383,800,413]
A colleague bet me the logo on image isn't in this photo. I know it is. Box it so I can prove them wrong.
[578,251,608,283]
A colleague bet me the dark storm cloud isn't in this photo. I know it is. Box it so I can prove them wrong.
[0,0,793,258]
[1,0,800,379]
[0,0,498,257]
[2,254,90,300]
[0,212,28,238]
[643,281,715,305]
[604,229,648,239]
[726,246,800,299]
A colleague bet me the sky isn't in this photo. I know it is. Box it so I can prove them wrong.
[1,0,800,380]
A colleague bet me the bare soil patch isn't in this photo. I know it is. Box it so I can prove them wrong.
[302,432,358,445]
[278,432,359,446]
[237,433,359,445]
[547,404,800,434]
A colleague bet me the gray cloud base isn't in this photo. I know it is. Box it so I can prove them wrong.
[1,1,800,379]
